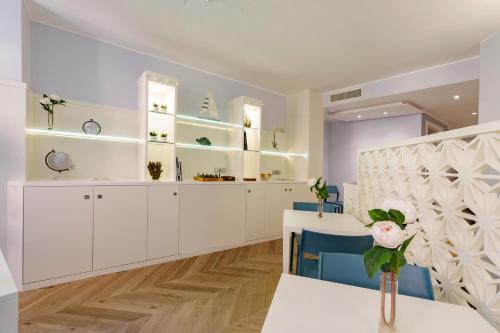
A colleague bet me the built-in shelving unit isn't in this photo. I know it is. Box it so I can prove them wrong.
[25,128,142,143]
[138,71,179,181]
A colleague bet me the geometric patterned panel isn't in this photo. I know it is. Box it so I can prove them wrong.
[358,129,500,330]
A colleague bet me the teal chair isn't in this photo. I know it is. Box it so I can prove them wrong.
[296,230,374,279]
[318,252,434,300]
[326,185,343,213]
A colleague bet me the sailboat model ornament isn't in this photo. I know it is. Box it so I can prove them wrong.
[198,90,220,121]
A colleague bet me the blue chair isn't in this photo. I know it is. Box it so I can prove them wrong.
[297,230,374,279]
[318,252,434,300]
[288,202,340,272]
[326,185,343,213]
[293,201,338,213]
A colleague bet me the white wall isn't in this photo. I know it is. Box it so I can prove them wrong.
[30,22,286,130]
[324,114,423,198]
[0,0,23,81]
[479,30,500,123]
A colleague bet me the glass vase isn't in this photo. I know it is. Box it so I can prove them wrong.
[379,272,398,332]
[317,199,324,218]
[47,112,54,130]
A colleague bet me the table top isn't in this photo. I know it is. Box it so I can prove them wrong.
[283,209,369,236]
[262,274,497,333]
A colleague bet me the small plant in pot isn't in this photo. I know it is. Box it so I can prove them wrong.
[160,132,168,142]
[148,161,163,180]
[243,115,252,128]
[40,94,66,130]
[149,131,158,141]
[152,103,159,112]
[160,104,168,113]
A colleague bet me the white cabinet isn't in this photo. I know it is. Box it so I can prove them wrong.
[23,186,93,283]
[246,184,266,241]
[265,184,290,237]
[147,185,179,260]
[179,185,246,254]
[93,186,148,270]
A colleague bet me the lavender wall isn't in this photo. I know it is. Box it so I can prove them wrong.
[30,22,287,129]
[324,114,423,198]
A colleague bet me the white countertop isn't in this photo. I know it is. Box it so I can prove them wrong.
[283,209,368,236]
[9,179,306,187]
[262,274,497,333]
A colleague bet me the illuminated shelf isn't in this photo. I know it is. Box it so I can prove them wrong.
[176,142,242,152]
[149,110,175,116]
[148,141,174,145]
[260,150,308,158]
[26,128,143,143]
[176,114,242,129]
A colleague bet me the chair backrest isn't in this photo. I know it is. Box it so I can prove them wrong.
[293,202,339,213]
[326,185,340,201]
[300,230,374,257]
[318,252,434,300]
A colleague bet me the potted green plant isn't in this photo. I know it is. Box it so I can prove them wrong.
[160,104,168,113]
[152,103,159,112]
[40,94,66,130]
[244,115,252,128]
[307,177,329,217]
[149,131,158,141]
[160,132,168,142]
[147,161,163,180]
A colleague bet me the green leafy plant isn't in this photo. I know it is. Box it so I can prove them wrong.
[160,104,167,111]
[160,132,168,138]
[272,127,284,150]
[307,177,329,200]
[148,161,163,180]
[363,199,419,278]
[149,131,157,136]
[152,103,158,108]
[40,94,66,113]
[244,115,252,128]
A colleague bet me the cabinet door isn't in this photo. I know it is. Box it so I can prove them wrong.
[147,185,179,260]
[179,185,246,255]
[24,186,93,283]
[93,186,147,270]
[246,184,266,241]
[290,183,315,203]
[265,184,288,237]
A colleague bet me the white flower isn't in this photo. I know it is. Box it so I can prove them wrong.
[307,178,317,187]
[40,97,51,105]
[49,94,60,101]
[371,221,405,249]
[382,198,418,224]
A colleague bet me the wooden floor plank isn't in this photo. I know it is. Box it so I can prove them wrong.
[19,239,282,333]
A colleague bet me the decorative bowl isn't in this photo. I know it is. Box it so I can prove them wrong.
[260,173,272,181]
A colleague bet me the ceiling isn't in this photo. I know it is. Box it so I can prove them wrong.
[325,80,479,129]
[28,0,500,94]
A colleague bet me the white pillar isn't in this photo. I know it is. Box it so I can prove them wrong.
[479,29,500,123]
[286,89,324,180]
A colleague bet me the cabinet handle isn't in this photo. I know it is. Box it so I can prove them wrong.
[97,194,103,199]
[289,188,292,191]
[248,189,251,193]
[285,189,288,192]
[173,192,178,196]
[83,195,90,200]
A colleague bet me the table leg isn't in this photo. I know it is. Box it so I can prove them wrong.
[283,229,290,273]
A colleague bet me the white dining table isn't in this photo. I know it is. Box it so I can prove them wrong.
[262,274,497,333]
[282,209,370,273]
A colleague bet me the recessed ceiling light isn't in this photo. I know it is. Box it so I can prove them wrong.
[383,112,388,115]
[472,112,478,115]
[453,95,461,100]
[357,115,362,119]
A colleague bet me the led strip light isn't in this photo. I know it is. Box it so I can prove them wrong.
[260,150,308,158]
[176,142,242,152]
[176,114,242,128]
[26,128,143,143]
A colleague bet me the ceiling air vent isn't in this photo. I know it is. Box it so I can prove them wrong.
[330,89,362,103]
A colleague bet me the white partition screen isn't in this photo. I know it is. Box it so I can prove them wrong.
[357,121,500,329]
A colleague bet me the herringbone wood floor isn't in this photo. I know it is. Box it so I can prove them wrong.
[19,240,283,333]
